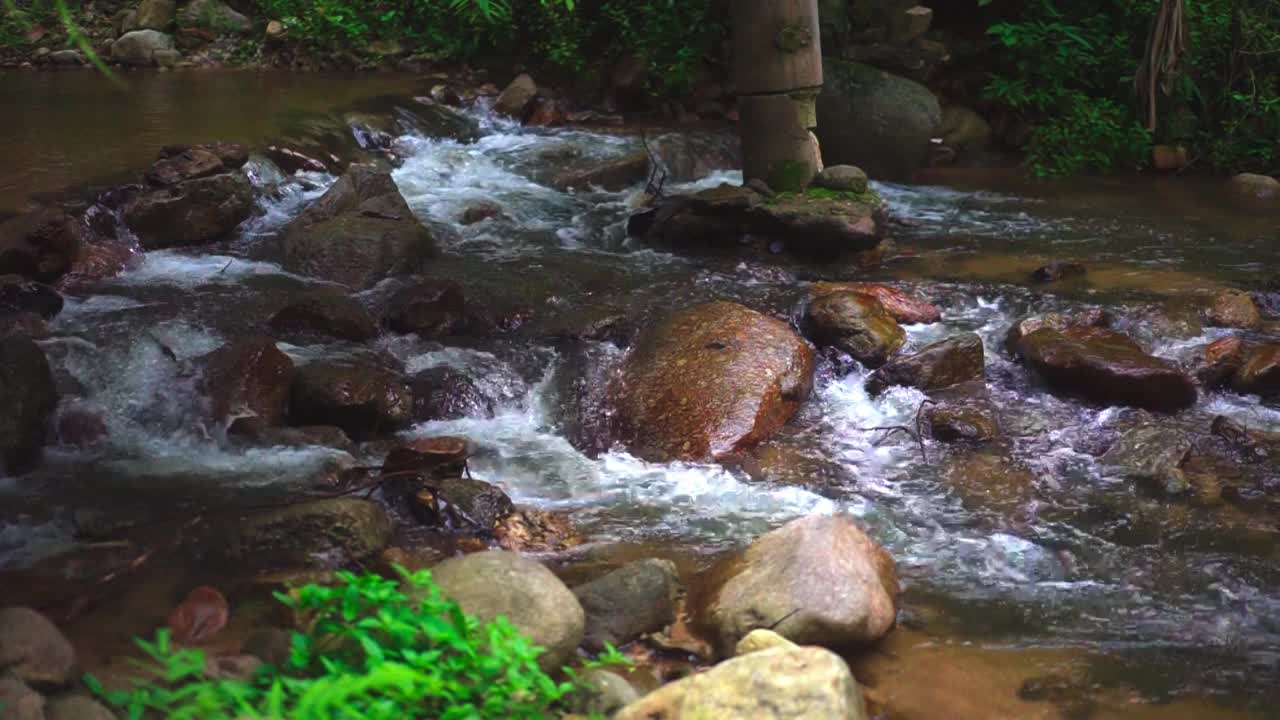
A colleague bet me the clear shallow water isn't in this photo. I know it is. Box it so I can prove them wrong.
[1,75,1278,713]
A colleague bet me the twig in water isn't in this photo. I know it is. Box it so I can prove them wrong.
[857,399,935,464]
[640,130,668,199]
[219,258,234,273]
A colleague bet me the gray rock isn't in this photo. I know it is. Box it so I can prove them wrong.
[225,498,392,567]
[177,0,251,33]
[817,60,941,180]
[577,668,640,716]
[493,73,537,119]
[45,696,118,720]
[814,165,869,193]
[574,559,681,651]
[1101,425,1193,494]
[0,338,58,474]
[940,105,992,150]
[0,607,75,686]
[122,173,253,249]
[428,550,584,671]
[0,674,44,720]
[127,0,174,30]
[47,50,85,66]
[152,48,181,67]
[110,29,174,66]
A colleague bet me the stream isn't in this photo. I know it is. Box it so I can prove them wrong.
[1,72,1277,717]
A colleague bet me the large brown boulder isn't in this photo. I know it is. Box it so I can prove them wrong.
[268,288,379,342]
[123,172,254,249]
[145,143,247,187]
[224,498,392,568]
[276,165,438,289]
[1205,289,1262,330]
[0,607,76,685]
[866,333,984,395]
[611,302,814,461]
[290,360,413,440]
[1003,309,1110,356]
[806,291,905,368]
[811,282,940,324]
[1015,326,1196,412]
[202,336,295,435]
[0,337,58,474]
[1231,343,1280,398]
[410,367,495,421]
[0,207,83,282]
[493,74,538,120]
[692,514,898,659]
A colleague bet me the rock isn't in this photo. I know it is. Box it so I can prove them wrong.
[410,367,494,421]
[1191,336,1245,388]
[382,436,470,477]
[55,410,109,448]
[941,451,1036,517]
[46,50,84,66]
[1231,343,1280,398]
[650,133,742,183]
[550,152,649,192]
[226,498,392,567]
[0,674,44,720]
[1015,326,1196,412]
[939,105,992,150]
[269,289,379,341]
[577,668,640,717]
[45,696,117,720]
[806,291,905,368]
[927,406,999,444]
[1152,144,1189,171]
[166,586,229,645]
[811,282,940,324]
[1228,173,1280,208]
[889,5,932,44]
[177,0,251,33]
[0,207,84,282]
[735,627,798,656]
[573,559,681,651]
[1030,261,1087,284]
[276,165,438,289]
[0,276,62,319]
[1004,309,1110,356]
[242,627,292,666]
[123,173,253,249]
[493,508,584,554]
[204,655,262,681]
[611,302,815,461]
[693,514,897,658]
[0,313,49,340]
[866,333,984,395]
[1206,289,1262,330]
[493,73,538,120]
[203,336,294,434]
[110,29,174,65]
[460,200,507,225]
[817,61,941,181]
[265,146,328,175]
[290,361,413,440]
[0,337,58,474]
[615,645,867,720]
[264,19,285,40]
[145,145,244,187]
[428,550,584,670]
[239,425,352,452]
[0,607,75,686]
[406,477,513,531]
[131,0,174,30]
[382,281,467,336]
[814,165,869,194]
[1101,425,1193,494]
[152,48,181,67]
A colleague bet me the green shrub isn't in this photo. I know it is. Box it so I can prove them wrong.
[87,569,625,720]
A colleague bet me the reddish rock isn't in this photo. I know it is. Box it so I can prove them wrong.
[59,231,142,288]
[56,410,109,448]
[383,436,470,478]
[382,281,467,337]
[867,332,984,395]
[460,200,507,225]
[269,288,379,341]
[1191,336,1246,388]
[1231,343,1280,398]
[551,152,650,192]
[493,73,538,120]
[167,586,229,645]
[1152,145,1188,172]
[0,312,49,340]
[526,97,567,127]
[290,361,413,440]
[0,207,84,282]
[812,282,940,324]
[203,336,295,434]
[265,145,329,175]
[1205,289,1262,330]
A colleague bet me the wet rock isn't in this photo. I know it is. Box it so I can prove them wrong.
[1231,343,1280,398]
[550,341,624,456]
[941,451,1036,517]
[616,645,867,720]
[382,281,467,337]
[927,406,999,444]
[177,0,251,33]
[1101,425,1193,495]
[866,333,984,395]
[494,508,584,553]
[817,60,941,181]
[1003,309,1110,356]
[45,696,117,720]
[123,172,254,249]
[939,105,992,150]
[0,312,49,340]
[290,361,413,440]
[1211,415,1280,460]
[226,498,392,567]
[814,165,869,194]
[265,146,328,175]
[811,282,940,324]
[203,336,294,434]
[382,436,470,478]
[459,200,507,225]
[166,586,229,645]
[406,477,514,532]
[806,291,905,368]
[650,132,742,183]
[612,301,814,461]
[551,152,649,192]
[378,545,446,574]
[574,559,681,651]
[276,165,438,289]
[577,668,641,717]
[735,628,797,656]
[1030,261,1087,284]
[1015,326,1196,412]
[428,550,584,670]
[59,220,141,289]
[0,207,84,282]
[692,514,897,658]
[110,29,175,65]
[1228,173,1280,208]
[0,607,74,686]
[0,674,44,720]
[240,425,352,452]
[46,50,85,66]
[55,409,109,448]
[737,442,848,488]
[410,367,494,421]
[0,337,58,474]
[145,145,240,187]
[1205,289,1262,330]
[493,73,538,120]
[0,276,63,319]
[269,288,379,342]
[1190,336,1245,388]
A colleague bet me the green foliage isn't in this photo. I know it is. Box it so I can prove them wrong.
[88,569,625,720]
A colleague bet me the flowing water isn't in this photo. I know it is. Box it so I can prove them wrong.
[1,72,1278,716]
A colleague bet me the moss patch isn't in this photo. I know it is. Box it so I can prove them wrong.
[768,186,881,207]
[766,160,814,194]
